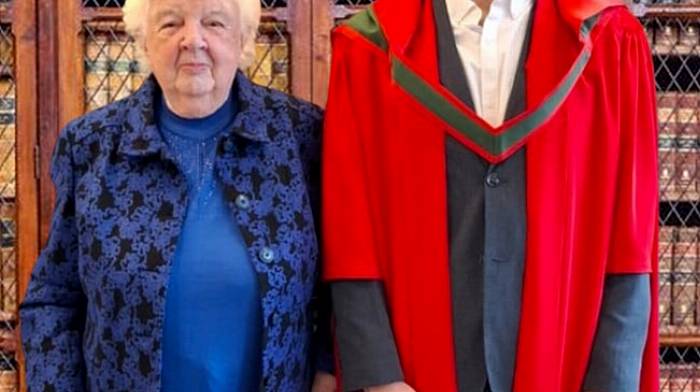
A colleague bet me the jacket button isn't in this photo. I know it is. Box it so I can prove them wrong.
[485,172,502,187]
[235,194,251,210]
[259,247,275,263]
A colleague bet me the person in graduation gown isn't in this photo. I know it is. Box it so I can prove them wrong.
[322,0,658,391]
[19,0,336,390]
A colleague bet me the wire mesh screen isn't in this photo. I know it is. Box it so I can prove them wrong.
[83,21,144,111]
[332,0,375,21]
[247,19,289,92]
[0,20,18,392]
[637,1,700,4]
[246,1,289,91]
[642,13,700,391]
[82,0,290,110]
[82,0,123,6]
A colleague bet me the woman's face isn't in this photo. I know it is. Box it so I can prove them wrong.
[144,0,241,116]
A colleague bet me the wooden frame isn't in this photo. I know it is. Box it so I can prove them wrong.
[290,0,312,101]
[310,0,332,106]
[37,0,83,247]
[662,334,700,347]
[14,0,38,389]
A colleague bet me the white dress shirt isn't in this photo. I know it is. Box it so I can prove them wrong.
[445,0,533,127]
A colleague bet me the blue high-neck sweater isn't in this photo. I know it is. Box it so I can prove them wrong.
[158,89,261,392]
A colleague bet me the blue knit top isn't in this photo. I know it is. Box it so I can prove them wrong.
[158,87,262,392]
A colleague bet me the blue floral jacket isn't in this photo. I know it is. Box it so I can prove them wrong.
[20,72,328,391]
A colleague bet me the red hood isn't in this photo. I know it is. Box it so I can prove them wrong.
[372,0,624,56]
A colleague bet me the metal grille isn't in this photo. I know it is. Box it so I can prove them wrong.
[333,0,374,21]
[82,0,124,7]
[334,0,374,5]
[83,21,144,111]
[663,347,700,391]
[245,17,290,93]
[82,1,290,110]
[0,20,17,392]
[246,1,289,91]
[245,0,290,92]
[642,13,700,391]
[636,1,700,5]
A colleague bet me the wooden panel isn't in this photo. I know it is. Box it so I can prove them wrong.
[662,334,700,347]
[37,0,58,248]
[58,2,84,136]
[643,5,700,18]
[13,0,37,298]
[14,0,38,389]
[289,0,312,101]
[311,0,332,107]
[39,0,83,247]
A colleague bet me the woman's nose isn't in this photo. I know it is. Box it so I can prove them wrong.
[180,22,207,51]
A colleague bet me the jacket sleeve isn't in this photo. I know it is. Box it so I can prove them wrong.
[584,275,650,391]
[20,128,87,391]
[322,27,391,281]
[332,281,403,391]
[602,14,659,392]
[605,12,657,276]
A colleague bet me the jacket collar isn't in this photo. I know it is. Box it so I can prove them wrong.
[118,70,271,158]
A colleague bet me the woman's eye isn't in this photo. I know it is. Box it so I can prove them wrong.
[206,20,225,28]
[159,21,177,31]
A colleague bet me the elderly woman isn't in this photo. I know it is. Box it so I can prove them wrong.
[19,0,335,390]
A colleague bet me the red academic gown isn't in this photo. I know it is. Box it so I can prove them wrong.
[322,0,659,391]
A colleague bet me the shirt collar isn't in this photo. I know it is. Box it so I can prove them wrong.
[445,0,533,27]
[509,0,533,19]
[157,86,237,142]
[360,0,619,74]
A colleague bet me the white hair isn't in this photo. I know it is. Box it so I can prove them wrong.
[122,0,261,71]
